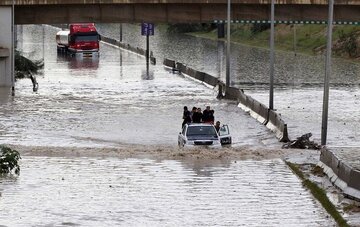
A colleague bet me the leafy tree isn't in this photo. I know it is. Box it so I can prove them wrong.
[0,145,21,175]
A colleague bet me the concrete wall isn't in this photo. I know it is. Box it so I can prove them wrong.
[0,7,12,87]
[163,58,290,142]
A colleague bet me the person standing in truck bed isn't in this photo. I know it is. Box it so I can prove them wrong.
[192,108,203,123]
[202,106,214,124]
[182,106,192,128]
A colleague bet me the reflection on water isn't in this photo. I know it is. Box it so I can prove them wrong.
[0,156,334,226]
[57,53,100,70]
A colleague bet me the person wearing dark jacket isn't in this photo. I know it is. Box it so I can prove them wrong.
[182,106,192,128]
[192,108,203,123]
[214,121,221,133]
[202,106,214,124]
[190,106,197,120]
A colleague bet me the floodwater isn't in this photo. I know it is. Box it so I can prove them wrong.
[97,23,360,146]
[0,25,278,148]
[0,154,334,226]
[0,24,339,226]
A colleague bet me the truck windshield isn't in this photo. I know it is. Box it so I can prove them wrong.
[74,35,99,42]
[187,126,217,137]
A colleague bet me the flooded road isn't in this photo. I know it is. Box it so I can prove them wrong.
[97,23,360,146]
[0,155,334,226]
[0,25,278,148]
[0,25,339,226]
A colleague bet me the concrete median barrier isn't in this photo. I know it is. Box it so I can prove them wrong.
[185,67,196,78]
[163,59,175,68]
[194,71,205,81]
[267,110,290,142]
[224,87,241,101]
[203,73,219,87]
[100,34,156,65]
[251,99,268,124]
[319,148,360,200]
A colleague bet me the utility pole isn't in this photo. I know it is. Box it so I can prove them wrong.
[226,0,231,88]
[269,0,275,110]
[321,0,334,146]
[11,0,15,96]
[119,23,123,42]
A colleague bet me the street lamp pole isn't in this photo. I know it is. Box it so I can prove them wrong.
[269,0,275,110]
[321,0,334,146]
[11,0,15,96]
[226,0,231,88]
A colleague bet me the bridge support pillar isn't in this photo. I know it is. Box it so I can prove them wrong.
[0,6,13,87]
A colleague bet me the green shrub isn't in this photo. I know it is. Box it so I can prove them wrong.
[0,145,21,175]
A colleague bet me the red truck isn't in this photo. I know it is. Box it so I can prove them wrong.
[56,23,100,56]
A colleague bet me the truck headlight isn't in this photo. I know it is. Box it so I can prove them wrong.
[213,140,220,145]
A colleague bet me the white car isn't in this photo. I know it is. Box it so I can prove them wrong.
[178,123,231,148]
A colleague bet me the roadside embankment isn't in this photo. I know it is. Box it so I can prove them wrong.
[190,24,360,61]
[163,58,289,143]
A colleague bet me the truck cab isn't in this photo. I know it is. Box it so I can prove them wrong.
[56,23,101,57]
[68,24,100,54]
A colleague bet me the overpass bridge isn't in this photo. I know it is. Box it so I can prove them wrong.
[0,0,359,24]
[1,0,360,87]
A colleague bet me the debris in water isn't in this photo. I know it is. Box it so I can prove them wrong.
[282,133,321,150]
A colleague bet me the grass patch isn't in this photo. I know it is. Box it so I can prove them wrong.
[311,165,326,177]
[286,162,349,227]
